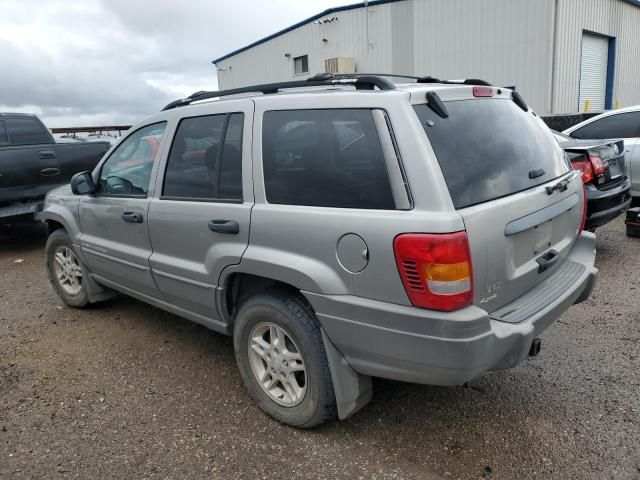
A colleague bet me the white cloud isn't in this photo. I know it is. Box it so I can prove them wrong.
[0,0,348,127]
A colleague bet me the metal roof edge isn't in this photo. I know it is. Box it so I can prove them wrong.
[211,0,404,64]
[212,0,639,65]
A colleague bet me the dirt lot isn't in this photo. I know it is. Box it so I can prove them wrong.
[1,218,639,480]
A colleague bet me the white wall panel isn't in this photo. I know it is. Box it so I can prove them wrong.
[215,2,402,90]
[553,0,640,113]
[410,0,555,113]
[214,0,640,114]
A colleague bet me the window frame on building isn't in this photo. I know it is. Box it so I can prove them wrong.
[293,55,309,75]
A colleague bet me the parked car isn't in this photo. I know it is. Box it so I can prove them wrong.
[552,130,631,230]
[563,106,640,204]
[625,207,640,237]
[0,113,110,221]
[39,75,598,428]
[86,133,120,146]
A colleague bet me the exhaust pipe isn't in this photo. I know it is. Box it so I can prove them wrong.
[529,338,541,357]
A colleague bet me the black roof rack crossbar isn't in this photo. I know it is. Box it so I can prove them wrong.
[416,76,492,86]
[314,73,493,86]
[161,75,396,111]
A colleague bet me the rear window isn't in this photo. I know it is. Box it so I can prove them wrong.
[5,117,50,145]
[414,99,569,209]
[571,111,640,139]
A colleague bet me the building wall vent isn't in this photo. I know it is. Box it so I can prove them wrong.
[325,57,356,74]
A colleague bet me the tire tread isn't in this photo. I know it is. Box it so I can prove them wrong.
[234,288,337,428]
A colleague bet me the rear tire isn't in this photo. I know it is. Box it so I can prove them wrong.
[233,289,337,428]
[45,229,90,308]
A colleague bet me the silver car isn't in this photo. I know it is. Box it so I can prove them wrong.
[39,75,598,428]
[563,106,640,201]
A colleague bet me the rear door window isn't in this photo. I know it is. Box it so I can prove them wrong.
[571,112,640,139]
[262,109,395,209]
[414,99,569,209]
[162,113,244,201]
[5,117,50,145]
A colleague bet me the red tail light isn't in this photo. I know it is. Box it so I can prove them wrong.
[393,232,473,312]
[579,182,588,234]
[588,154,605,176]
[571,158,594,184]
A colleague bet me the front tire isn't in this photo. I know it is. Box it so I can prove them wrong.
[45,229,90,308]
[233,290,337,428]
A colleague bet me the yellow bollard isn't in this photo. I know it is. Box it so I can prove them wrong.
[583,100,590,112]
[615,100,622,109]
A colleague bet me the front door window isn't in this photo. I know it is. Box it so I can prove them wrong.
[98,122,167,196]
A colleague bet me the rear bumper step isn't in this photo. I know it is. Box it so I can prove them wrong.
[490,261,586,323]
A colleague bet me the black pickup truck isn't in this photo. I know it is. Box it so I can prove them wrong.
[0,113,110,221]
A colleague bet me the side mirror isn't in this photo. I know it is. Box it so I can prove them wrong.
[70,171,95,195]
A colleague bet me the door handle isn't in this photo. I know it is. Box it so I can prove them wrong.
[121,211,143,223]
[208,219,239,234]
[536,249,559,274]
[38,150,57,159]
[40,167,61,177]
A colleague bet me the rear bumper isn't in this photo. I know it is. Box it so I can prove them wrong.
[585,180,631,229]
[305,232,597,386]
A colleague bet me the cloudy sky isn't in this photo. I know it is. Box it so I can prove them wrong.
[0,0,348,128]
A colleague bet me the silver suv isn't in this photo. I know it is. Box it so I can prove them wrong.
[40,74,598,428]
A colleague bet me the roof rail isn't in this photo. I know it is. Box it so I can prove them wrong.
[161,74,396,111]
[320,73,493,86]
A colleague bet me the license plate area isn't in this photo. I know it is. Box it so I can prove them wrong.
[609,160,622,178]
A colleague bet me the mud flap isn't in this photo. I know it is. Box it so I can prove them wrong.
[85,273,117,303]
[321,328,372,420]
[69,243,117,303]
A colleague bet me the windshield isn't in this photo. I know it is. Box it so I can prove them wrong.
[414,99,570,209]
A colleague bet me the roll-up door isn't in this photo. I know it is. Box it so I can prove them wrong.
[579,33,609,112]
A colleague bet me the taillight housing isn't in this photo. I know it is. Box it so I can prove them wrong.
[571,157,594,183]
[588,154,605,176]
[571,154,605,184]
[393,232,473,312]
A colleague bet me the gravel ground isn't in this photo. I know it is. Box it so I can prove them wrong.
[0,218,638,480]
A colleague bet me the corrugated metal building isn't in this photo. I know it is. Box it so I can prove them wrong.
[212,0,640,114]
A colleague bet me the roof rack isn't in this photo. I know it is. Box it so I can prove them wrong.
[318,73,492,86]
[161,73,494,111]
[161,74,396,111]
